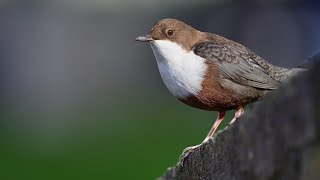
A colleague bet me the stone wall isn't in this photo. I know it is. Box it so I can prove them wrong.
[161,59,320,180]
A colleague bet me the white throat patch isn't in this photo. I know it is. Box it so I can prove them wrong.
[150,40,207,99]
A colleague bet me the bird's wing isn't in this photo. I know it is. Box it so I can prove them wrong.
[193,41,280,90]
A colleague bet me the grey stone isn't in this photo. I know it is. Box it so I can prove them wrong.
[160,58,320,180]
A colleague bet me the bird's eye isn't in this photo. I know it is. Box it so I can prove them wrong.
[166,29,174,37]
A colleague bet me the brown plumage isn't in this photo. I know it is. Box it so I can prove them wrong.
[136,18,305,161]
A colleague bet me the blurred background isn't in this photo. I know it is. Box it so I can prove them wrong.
[0,0,320,179]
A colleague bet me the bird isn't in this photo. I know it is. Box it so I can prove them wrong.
[136,18,304,160]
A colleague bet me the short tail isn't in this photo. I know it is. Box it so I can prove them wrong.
[298,51,320,69]
[285,68,307,78]
[278,52,320,82]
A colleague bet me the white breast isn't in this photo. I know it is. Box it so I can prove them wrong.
[150,40,207,99]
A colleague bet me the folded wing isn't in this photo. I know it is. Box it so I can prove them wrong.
[193,42,281,90]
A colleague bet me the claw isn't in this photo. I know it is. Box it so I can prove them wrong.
[179,144,201,166]
[179,111,229,166]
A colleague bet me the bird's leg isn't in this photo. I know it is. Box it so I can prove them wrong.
[203,111,226,143]
[229,107,244,124]
[180,111,226,164]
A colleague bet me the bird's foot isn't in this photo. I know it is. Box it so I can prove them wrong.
[225,108,244,130]
[179,144,201,166]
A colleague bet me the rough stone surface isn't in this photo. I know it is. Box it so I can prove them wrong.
[160,59,320,180]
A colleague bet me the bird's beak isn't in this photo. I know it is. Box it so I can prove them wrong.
[135,35,153,42]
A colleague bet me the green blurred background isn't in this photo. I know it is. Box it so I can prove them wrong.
[1,0,320,179]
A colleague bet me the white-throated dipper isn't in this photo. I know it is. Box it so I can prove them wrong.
[136,18,304,160]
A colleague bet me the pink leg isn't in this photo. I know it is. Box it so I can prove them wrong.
[229,107,244,124]
[180,111,226,163]
[203,111,226,142]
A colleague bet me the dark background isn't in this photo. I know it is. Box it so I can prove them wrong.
[1,0,319,179]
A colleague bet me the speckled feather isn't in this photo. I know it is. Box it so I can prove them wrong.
[137,18,306,111]
[136,19,310,155]
[193,41,304,90]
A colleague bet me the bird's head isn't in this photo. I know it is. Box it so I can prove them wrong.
[136,18,201,51]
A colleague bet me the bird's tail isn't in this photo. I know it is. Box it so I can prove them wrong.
[275,52,320,82]
[298,51,320,69]
[285,67,307,78]
[282,51,320,80]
